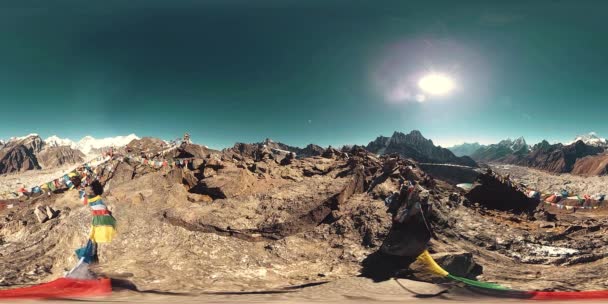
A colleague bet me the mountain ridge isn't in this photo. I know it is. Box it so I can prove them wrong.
[470,136,605,174]
[366,130,478,167]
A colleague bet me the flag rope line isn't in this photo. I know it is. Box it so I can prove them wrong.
[416,250,608,300]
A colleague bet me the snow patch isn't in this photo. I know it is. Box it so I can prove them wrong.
[9,133,39,142]
[526,244,579,257]
[570,132,608,147]
[76,134,139,154]
[44,135,77,149]
[5,134,140,155]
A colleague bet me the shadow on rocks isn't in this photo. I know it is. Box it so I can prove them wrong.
[110,278,193,296]
[359,250,416,282]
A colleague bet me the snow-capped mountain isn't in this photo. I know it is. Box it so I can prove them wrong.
[0,134,86,174]
[569,132,608,147]
[44,135,77,149]
[448,142,485,157]
[75,134,139,154]
[42,134,140,154]
[9,133,40,143]
[509,137,529,152]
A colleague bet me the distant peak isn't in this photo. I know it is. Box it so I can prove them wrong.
[9,133,40,141]
[570,132,607,147]
[44,135,76,148]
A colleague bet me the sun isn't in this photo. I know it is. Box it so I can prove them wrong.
[418,73,455,95]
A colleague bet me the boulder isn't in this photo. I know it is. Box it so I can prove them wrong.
[191,159,205,170]
[34,206,49,223]
[190,165,256,199]
[410,252,482,281]
[433,252,482,279]
[203,167,217,178]
[206,158,225,170]
[165,167,185,185]
[45,206,58,219]
[107,162,135,185]
[183,170,199,188]
[280,152,296,166]
[465,172,539,213]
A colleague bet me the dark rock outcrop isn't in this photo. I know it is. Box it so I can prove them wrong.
[465,172,539,213]
[0,135,44,174]
[228,139,326,160]
[299,144,325,157]
[366,131,478,167]
[0,144,41,174]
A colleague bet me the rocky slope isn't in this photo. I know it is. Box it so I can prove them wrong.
[37,146,85,169]
[522,140,604,173]
[0,135,44,174]
[124,137,170,156]
[570,153,608,176]
[472,138,605,175]
[3,143,608,293]
[0,135,85,175]
[366,131,478,167]
[470,137,529,162]
[0,146,392,291]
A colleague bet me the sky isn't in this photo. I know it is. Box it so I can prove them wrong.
[1,0,608,149]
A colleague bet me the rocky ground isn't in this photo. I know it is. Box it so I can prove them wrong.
[0,164,79,199]
[1,145,608,300]
[0,154,105,199]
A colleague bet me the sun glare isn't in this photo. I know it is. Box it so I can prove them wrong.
[418,73,455,95]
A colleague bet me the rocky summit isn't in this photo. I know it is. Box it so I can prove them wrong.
[3,137,608,296]
[366,131,478,167]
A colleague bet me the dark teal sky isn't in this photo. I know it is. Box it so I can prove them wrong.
[2,0,608,148]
